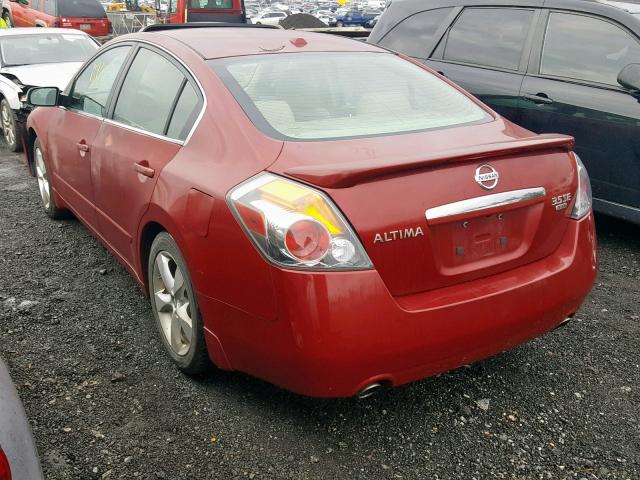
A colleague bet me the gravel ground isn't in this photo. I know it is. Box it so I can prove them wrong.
[0,145,639,480]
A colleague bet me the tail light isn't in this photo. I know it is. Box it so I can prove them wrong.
[228,173,372,270]
[0,448,11,480]
[60,17,72,27]
[569,154,592,220]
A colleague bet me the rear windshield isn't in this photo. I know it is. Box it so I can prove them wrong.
[209,52,490,141]
[57,0,107,18]
[0,34,99,67]
[189,0,233,10]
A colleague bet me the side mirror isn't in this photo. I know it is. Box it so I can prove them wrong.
[618,63,640,91]
[26,87,60,107]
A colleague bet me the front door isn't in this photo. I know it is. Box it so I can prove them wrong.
[426,7,538,122]
[519,11,640,212]
[49,45,132,228]
[92,46,202,265]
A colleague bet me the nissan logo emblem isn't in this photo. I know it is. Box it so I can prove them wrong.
[475,164,499,190]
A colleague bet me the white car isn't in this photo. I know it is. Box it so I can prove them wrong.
[0,28,99,152]
[252,10,287,25]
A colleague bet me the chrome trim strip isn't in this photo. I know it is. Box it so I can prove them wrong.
[103,118,184,145]
[426,187,546,221]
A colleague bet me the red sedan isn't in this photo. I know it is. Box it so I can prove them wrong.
[24,25,597,398]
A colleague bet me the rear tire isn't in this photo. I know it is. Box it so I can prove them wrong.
[33,139,65,219]
[148,232,210,375]
[1,99,21,152]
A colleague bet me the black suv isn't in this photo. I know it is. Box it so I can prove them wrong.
[370,0,640,224]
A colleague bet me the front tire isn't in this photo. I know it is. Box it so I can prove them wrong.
[148,232,210,375]
[1,99,21,152]
[34,139,65,219]
[336,20,344,27]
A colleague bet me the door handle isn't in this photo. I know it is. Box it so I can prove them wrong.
[134,162,155,178]
[523,93,553,105]
[76,142,90,153]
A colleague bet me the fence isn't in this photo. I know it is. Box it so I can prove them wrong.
[107,12,157,37]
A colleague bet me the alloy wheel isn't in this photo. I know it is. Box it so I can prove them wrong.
[1,103,16,148]
[35,147,50,210]
[152,251,193,356]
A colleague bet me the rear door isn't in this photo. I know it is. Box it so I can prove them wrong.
[426,7,539,121]
[48,45,132,228]
[519,10,640,213]
[91,45,203,264]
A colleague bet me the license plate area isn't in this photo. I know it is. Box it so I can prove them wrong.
[80,23,92,30]
[430,204,540,276]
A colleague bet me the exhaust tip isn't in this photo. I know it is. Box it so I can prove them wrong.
[553,316,573,331]
[356,382,385,400]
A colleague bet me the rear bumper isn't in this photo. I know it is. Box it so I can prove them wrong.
[200,214,597,398]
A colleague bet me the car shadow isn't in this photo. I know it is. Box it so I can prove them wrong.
[594,212,639,247]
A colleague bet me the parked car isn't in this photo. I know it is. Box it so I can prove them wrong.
[0,355,44,480]
[252,10,286,25]
[3,0,111,41]
[0,28,99,152]
[25,25,596,398]
[370,0,640,224]
[335,9,378,27]
[365,13,380,28]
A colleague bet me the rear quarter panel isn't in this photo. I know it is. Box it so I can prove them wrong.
[133,35,284,322]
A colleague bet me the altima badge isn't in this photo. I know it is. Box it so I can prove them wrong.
[475,164,499,190]
[374,227,424,244]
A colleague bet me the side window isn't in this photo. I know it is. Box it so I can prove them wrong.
[166,82,202,141]
[44,0,56,15]
[541,12,640,86]
[437,8,534,70]
[378,8,453,59]
[68,46,131,117]
[113,48,185,136]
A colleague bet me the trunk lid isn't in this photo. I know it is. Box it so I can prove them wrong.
[269,121,578,296]
[63,17,110,36]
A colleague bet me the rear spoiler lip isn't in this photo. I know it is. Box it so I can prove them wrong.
[283,134,575,189]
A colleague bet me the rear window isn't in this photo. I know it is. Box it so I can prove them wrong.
[377,8,453,59]
[209,52,490,141]
[189,0,232,10]
[57,0,107,18]
[435,8,534,71]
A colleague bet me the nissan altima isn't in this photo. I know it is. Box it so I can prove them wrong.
[24,24,597,398]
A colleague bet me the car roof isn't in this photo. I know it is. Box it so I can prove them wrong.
[135,27,384,59]
[599,0,640,13]
[381,0,640,10]
[0,27,90,37]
